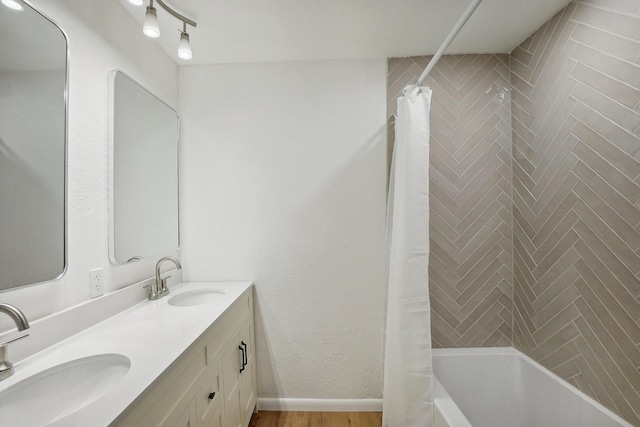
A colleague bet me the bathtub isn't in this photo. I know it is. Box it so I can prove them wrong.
[432,347,633,427]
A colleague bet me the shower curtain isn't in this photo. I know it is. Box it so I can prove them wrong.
[383,85,433,427]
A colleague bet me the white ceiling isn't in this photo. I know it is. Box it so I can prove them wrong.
[118,0,571,65]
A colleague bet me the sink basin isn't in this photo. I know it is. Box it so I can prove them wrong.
[168,289,226,307]
[0,353,130,426]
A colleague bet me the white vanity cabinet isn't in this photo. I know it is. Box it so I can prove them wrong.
[115,286,257,427]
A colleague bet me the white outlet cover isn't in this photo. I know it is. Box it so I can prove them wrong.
[90,268,105,298]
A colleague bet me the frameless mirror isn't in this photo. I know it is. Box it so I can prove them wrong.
[109,71,179,264]
[0,1,67,291]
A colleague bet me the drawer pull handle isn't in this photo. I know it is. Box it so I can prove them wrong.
[208,392,216,400]
[241,341,248,372]
[241,341,248,360]
[239,344,246,373]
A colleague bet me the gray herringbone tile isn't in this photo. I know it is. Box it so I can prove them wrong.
[512,2,640,424]
[388,54,513,349]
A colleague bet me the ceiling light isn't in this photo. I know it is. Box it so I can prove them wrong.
[2,0,24,11]
[137,0,197,60]
[127,0,144,5]
[178,23,192,60]
[143,1,160,38]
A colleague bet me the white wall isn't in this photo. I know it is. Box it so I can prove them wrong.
[0,0,177,333]
[179,60,388,399]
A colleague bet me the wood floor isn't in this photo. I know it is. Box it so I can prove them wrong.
[248,411,382,427]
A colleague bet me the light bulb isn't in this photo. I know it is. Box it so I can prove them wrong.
[1,0,23,11]
[143,6,160,38]
[127,0,144,5]
[178,32,192,60]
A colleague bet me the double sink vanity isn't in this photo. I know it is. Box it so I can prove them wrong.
[0,281,257,427]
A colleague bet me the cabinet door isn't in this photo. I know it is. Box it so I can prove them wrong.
[239,321,256,422]
[222,334,244,427]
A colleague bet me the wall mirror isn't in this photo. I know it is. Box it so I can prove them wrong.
[109,71,179,264]
[0,1,67,292]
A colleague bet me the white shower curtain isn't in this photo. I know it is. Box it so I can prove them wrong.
[383,85,433,427]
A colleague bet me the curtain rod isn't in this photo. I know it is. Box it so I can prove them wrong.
[414,0,483,86]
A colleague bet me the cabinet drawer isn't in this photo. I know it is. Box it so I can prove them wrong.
[196,363,222,427]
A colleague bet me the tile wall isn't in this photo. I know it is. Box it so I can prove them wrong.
[511,1,640,424]
[388,54,514,348]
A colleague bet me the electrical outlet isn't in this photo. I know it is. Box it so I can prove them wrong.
[89,267,104,298]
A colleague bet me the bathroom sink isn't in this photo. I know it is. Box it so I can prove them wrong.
[168,288,226,307]
[0,353,130,426]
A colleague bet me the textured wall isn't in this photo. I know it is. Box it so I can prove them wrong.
[179,60,388,400]
[511,1,640,424]
[387,55,514,348]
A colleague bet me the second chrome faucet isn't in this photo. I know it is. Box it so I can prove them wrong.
[145,256,182,301]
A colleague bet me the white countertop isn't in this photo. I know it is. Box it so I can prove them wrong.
[0,281,254,427]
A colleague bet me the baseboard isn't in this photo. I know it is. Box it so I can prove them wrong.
[257,398,382,412]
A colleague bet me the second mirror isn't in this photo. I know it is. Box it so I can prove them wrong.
[109,71,179,264]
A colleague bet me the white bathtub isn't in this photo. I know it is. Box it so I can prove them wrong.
[432,347,633,427]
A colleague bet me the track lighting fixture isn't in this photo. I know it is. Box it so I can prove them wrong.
[131,0,197,60]
[143,0,160,38]
[178,22,192,60]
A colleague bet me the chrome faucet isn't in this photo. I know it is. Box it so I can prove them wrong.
[0,303,30,381]
[145,256,182,300]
